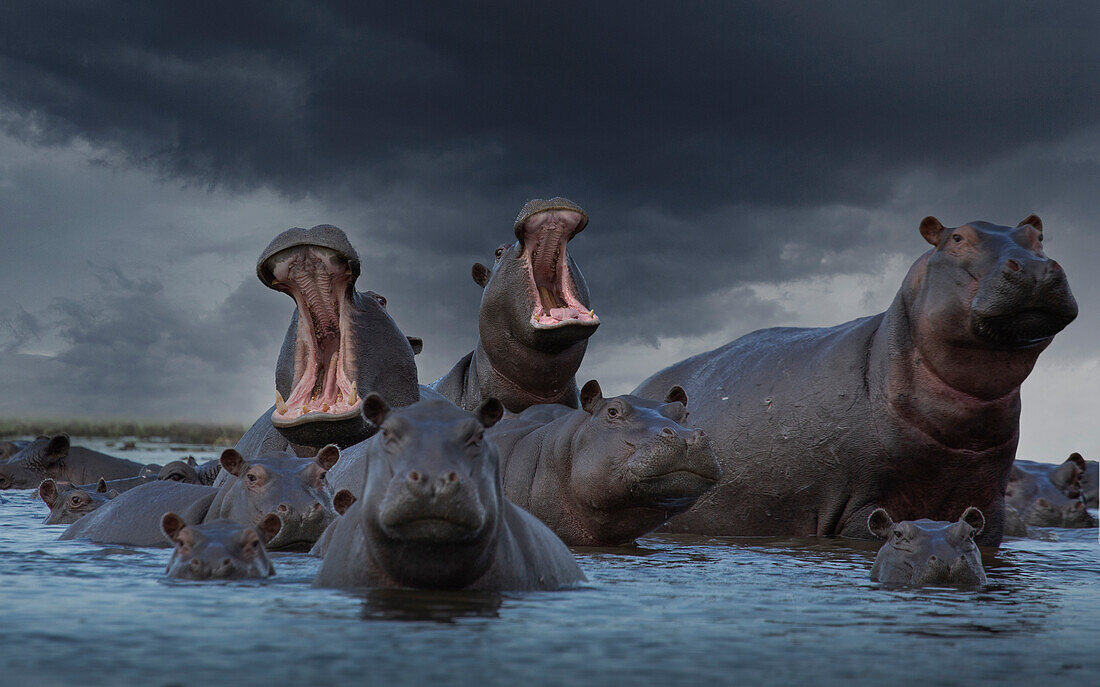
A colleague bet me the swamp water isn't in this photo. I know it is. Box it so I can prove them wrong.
[1,439,1097,686]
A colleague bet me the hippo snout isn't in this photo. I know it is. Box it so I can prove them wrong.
[377,472,487,544]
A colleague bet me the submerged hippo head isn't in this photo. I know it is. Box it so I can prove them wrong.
[214,446,341,549]
[1005,458,1096,528]
[868,507,987,587]
[161,513,281,580]
[257,224,420,446]
[39,477,117,525]
[912,215,1077,397]
[0,435,69,490]
[357,395,506,588]
[159,459,201,484]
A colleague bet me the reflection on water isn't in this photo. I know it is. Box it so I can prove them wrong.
[0,440,1097,686]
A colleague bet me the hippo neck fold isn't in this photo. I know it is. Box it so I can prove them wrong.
[473,339,584,409]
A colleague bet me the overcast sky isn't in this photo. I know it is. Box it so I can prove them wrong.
[1,2,1097,462]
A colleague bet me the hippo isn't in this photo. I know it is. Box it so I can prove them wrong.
[61,446,341,550]
[0,435,147,490]
[1083,459,1099,509]
[158,457,222,485]
[161,512,282,580]
[308,488,357,557]
[313,396,586,591]
[868,507,988,587]
[1006,458,1095,528]
[634,215,1077,546]
[1,439,32,461]
[39,478,118,525]
[430,198,599,413]
[235,224,421,459]
[482,381,720,546]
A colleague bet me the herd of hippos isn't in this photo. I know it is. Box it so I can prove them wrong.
[1,198,1096,590]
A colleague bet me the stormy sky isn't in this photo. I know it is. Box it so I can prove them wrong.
[0,2,1097,461]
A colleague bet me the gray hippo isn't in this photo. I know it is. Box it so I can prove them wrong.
[161,512,282,580]
[430,198,599,413]
[634,215,1077,546]
[1006,457,1095,528]
[1083,459,1098,509]
[308,488,357,557]
[61,446,341,550]
[1,439,32,461]
[39,478,117,525]
[235,224,421,459]
[0,435,147,490]
[158,457,222,485]
[313,396,586,591]
[868,507,988,587]
[484,381,719,546]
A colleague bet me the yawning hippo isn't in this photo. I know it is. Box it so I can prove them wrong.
[39,478,118,525]
[61,446,341,550]
[1006,457,1095,528]
[634,215,1077,546]
[313,396,585,591]
[485,381,719,546]
[431,198,599,412]
[869,507,988,587]
[161,512,282,580]
[236,224,421,457]
[0,435,147,490]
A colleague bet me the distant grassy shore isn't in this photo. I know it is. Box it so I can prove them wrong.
[0,419,244,446]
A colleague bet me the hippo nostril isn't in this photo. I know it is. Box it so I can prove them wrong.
[446,472,458,483]
[409,471,421,482]
[221,558,232,568]
[928,555,938,562]
[277,504,289,513]
[1005,259,1021,272]
[312,502,322,512]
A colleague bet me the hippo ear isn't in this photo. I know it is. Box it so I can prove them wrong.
[333,489,358,516]
[315,444,341,471]
[160,513,187,543]
[476,398,504,429]
[867,508,894,538]
[1066,452,1087,471]
[219,449,247,478]
[44,434,71,463]
[361,393,391,428]
[472,263,492,288]
[38,479,58,508]
[664,385,689,407]
[187,455,198,467]
[1016,214,1042,233]
[256,513,283,544]
[580,380,603,413]
[919,216,946,246]
[96,478,108,493]
[407,337,423,355]
[959,506,985,536]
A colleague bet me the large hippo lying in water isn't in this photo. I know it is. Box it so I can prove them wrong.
[431,198,599,413]
[314,396,585,591]
[485,381,719,546]
[0,435,147,490]
[235,224,421,458]
[634,215,1077,546]
[61,447,341,550]
[161,512,282,580]
[868,507,988,587]
[1005,456,1095,528]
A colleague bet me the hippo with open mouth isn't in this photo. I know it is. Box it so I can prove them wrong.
[634,215,1077,546]
[869,507,988,588]
[431,198,599,412]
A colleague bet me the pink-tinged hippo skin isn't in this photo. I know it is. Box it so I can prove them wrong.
[161,513,282,580]
[60,447,341,550]
[430,198,599,413]
[634,215,1077,547]
[869,507,988,588]
[313,396,585,591]
[485,381,719,546]
[0,435,147,490]
[39,478,118,525]
[1006,456,1096,529]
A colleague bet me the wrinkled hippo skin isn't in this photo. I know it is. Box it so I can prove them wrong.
[634,216,1077,546]
[0,435,147,490]
[314,396,585,591]
[431,198,599,413]
[1006,457,1096,528]
[161,512,281,580]
[485,381,719,546]
[158,457,222,486]
[869,507,988,587]
[61,447,340,550]
[39,478,118,525]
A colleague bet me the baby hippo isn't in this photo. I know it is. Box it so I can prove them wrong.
[487,380,720,545]
[313,396,585,591]
[161,512,282,580]
[39,478,117,525]
[868,507,987,587]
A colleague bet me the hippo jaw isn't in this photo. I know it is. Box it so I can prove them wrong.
[517,206,600,331]
[625,433,720,509]
[377,480,489,545]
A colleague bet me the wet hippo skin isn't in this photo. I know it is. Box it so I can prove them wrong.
[0,435,147,490]
[161,513,282,580]
[869,507,988,587]
[634,215,1077,546]
[1006,456,1095,528]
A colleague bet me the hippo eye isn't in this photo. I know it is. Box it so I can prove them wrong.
[1038,233,1044,242]
[892,528,904,539]
[70,496,82,506]
[246,473,257,483]
[494,247,505,259]
[951,234,962,243]
[606,407,619,419]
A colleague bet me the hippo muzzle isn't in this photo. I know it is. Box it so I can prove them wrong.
[970,251,1078,349]
[626,428,720,507]
[377,470,488,544]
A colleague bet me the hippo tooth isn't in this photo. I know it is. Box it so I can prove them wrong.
[322,403,330,412]
[349,381,358,405]
[275,391,288,415]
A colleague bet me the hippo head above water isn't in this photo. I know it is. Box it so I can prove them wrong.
[1005,456,1096,529]
[161,513,281,580]
[39,477,117,525]
[257,224,420,447]
[868,507,988,587]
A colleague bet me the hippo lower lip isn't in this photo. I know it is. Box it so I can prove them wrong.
[971,308,1074,349]
[382,516,481,543]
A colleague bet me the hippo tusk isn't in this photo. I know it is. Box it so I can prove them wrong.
[349,381,358,406]
[275,391,288,415]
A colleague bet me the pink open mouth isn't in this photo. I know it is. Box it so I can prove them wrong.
[521,209,600,330]
[265,245,362,428]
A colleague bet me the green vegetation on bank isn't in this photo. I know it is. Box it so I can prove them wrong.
[0,419,244,446]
